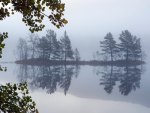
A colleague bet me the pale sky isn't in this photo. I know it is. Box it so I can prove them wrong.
[0,0,150,61]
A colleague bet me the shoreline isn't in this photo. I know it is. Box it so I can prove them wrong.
[15,58,145,66]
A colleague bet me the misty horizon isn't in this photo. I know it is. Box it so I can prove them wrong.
[0,0,150,61]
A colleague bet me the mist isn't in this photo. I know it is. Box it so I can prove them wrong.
[0,0,150,61]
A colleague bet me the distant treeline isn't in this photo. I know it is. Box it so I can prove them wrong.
[16,30,80,62]
[95,30,144,62]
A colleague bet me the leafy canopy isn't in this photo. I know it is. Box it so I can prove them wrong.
[0,82,39,113]
[0,0,68,112]
[0,0,68,32]
[0,0,68,60]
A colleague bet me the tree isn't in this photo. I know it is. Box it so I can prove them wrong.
[100,66,117,94]
[0,82,38,113]
[45,30,54,60]
[0,0,67,32]
[0,33,7,58]
[0,0,68,112]
[45,29,60,60]
[100,32,118,62]
[17,38,29,60]
[37,36,49,60]
[131,36,142,61]
[74,48,80,62]
[28,33,39,59]
[0,0,68,59]
[119,30,142,62]
[119,65,141,95]
[60,31,74,61]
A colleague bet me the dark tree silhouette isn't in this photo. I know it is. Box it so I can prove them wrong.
[0,33,7,58]
[60,31,74,62]
[97,64,142,95]
[0,82,38,113]
[100,32,118,62]
[16,29,80,63]
[100,66,118,94]
[0,0,68,59]
[17,65,80,95]
[0,0,67,32]
[37,36,49,59]
[46,30,61,60]
[118,30,142,62]
[0,0,68,112]
[119,65,141,95]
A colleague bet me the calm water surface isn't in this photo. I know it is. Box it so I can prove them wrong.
[0,62,150,113]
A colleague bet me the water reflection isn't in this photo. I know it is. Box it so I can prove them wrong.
[17,65,80,95]
[17,64,143,96]
[96,65,143,96]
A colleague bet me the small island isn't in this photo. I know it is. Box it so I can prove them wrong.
[15,30,145,66]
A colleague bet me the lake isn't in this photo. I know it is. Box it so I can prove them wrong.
[0,62,150,113]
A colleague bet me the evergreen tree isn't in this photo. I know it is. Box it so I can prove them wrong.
[60,31,74,61]
[45,30,55,60]
[45,30,62,60]
[100,32,117,62]
[52,39,62,60]
[37,36,49,60]
[131,36,142,61]
[119,30,142,61]
[74,48,80,62]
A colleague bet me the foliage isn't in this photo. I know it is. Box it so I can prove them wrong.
[0,0,68,61]
[97,65,142,95]
[17,65,80,95]
[0,0,68,32]
[100,32,118,62]
[0,1,68,112]
[0,32,8,58]
[0,33,8,71]
[0,82,38,113]
[16,30,77,62]
[119,30,142,61]
[60,31,74,61]
[98,30,142,62]
[45,30,60,60]
[38,36,50,59]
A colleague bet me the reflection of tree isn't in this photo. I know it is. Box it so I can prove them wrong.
[119,65,141,95]
[100,66,119,94]
[17,65,80,95]
[97,65,142,95]
[17,64,29,82]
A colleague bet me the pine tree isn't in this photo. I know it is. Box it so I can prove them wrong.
[50,32,61,60]
[45,30,54,60]
[37,36,49,60]
[119,30,142,61]
[100,32,117,62]
[60,31,74,61]
[74,48,80,62]
[131,36,142,61]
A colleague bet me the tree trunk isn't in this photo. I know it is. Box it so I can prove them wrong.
[64,51,66,62]
[126,49,129,62]
[111,51,113,62]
